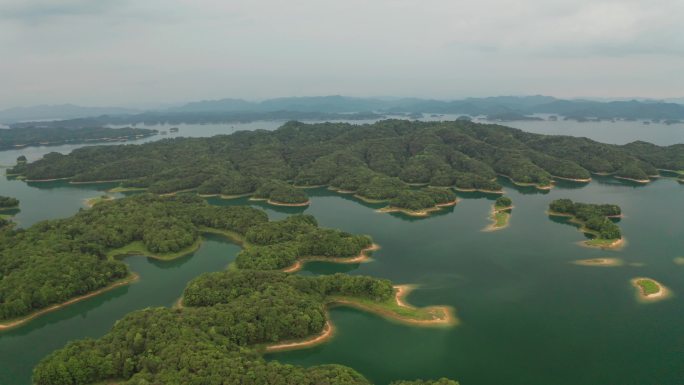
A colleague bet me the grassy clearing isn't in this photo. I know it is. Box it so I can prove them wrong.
[585,238,617,247]
[635,279,661,296]
[328,286,456,326]
[493,210,510,227]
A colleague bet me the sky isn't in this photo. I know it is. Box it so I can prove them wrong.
[1,0,683,108]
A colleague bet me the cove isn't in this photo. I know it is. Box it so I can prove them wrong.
[0,234,240,385]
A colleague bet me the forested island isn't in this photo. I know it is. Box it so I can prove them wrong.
[5,194,458,385]
[485,196,513,231]
[631,277,671,302]
[0,194,379,324]
[548,199,623,248]
[377,187,458,216]
[0,196,19,209]
[0,126,157,151]
[9,120,682,210]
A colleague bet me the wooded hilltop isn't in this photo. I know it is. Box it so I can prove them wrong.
[10,120,683,211]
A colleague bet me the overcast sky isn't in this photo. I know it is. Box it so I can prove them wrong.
[1,0,683,108]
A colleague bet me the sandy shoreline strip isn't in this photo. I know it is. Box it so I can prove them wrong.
[551,175,591,183]
[265,284,456,352]
[333,285,457,327]
[265,319,335,352]
[377,199,459,217]
[70,179,126,184]
[266,199,310,207]
[282,243,380,273]
[615,176,651,184]
[25,177,71,182]
[499,174,553,190]
[483,205,512,232]
[453,187,504,194]
[579,237,625,250]
[630,277,672,303]
[0,273,139,331]
[572,258,624,267]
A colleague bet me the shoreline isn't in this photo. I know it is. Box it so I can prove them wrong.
[376,199,458,217]
[579,236,625,250]
[265,319,335,352]
[630,277,672,303]
[198,192,253,200]
[353,194,388,204]
[84,195,115,208]
[0,273,139,331]
[25,177,71,182]
[572,258,624,267]
[615,176,651,184]
[498,174,553,191]
[547,211,624,250]
[331,284,457,327]
[69,179,126,185]
[293,184,327,189]
[264,284,456,353]
[551,175,592,183]
[266,199,310,207]
[453,187,504,194]
[282,243,380,273]
[327,186,357,194]
[248,197,311,207]
[483,205,512,232]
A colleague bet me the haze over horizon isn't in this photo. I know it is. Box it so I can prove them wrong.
[2,0,683,108]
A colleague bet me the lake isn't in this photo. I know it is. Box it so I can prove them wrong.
[0,120,683,385]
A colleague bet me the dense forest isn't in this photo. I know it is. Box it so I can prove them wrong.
[11,120,681,208]
[0,194,372,321]
[22,195,459,384]
[549,199,622,240]
[33,271,457,385]
[495,196,512,208]
[0,126,157,150]
[0,196,19,208]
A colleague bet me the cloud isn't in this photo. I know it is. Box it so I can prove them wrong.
[0,0,127,21]
[0,0,682,107]
[445,0,684,57]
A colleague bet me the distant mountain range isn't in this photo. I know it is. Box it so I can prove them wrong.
[4,96,684,127]
[0,104,140,124]
[164,95,684,120]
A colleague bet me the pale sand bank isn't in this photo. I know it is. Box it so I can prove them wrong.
[572,258,623,267]
[631,277,672,303]
[282,244,380,273]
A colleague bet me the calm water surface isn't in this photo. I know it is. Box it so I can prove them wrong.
[0,121,683,385]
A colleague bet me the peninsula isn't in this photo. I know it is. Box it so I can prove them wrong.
[484,196,513,231]
[377,187,458,217]
[548,199,623,249]
[25,197,458,385]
